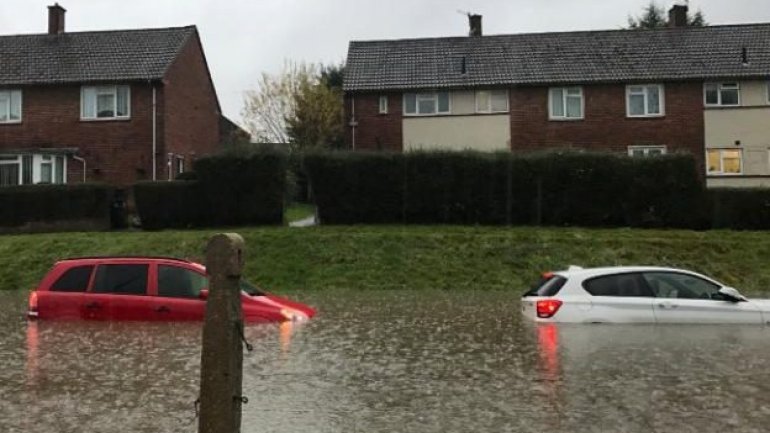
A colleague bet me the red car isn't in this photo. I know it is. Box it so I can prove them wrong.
[27,256,315,323]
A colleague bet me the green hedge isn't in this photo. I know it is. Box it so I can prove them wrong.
[134,151,288,229]
[710,188,770,230]
[304,151,707,228]
[0,183,113,231]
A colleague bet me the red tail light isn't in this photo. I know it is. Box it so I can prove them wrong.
[28,291,39,318]
[536,299,562,318]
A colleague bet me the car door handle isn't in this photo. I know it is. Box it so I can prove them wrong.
[85,302,101,310]
[155,306,170,313]
[658,303,678,309]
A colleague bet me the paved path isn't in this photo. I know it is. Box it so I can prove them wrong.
[289,215,317,227]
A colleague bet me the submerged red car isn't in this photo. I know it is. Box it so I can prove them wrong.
[27,256,315,323]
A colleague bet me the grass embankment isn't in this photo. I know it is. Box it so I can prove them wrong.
[2,227,770,295]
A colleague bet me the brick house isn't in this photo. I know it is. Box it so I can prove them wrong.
[344,5,770,187]
[0,4,233,186]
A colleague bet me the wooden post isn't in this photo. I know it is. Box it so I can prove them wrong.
[198,233,246,433]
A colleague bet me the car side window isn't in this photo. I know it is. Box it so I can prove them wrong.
[157,265,207,299]
[642,272,721,300]
[91,264,149,295]
[51,265,94,292]
[583,273,653,297]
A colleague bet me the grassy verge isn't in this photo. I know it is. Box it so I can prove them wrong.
[2,226,769,295]
[284,203,315,224]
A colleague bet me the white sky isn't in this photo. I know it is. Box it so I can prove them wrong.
[2,0,770,124]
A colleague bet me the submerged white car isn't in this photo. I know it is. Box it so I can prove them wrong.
[521,266,770,324]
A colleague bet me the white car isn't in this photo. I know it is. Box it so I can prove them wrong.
[521,266,770,324]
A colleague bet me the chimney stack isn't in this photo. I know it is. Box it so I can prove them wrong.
[468,14,482,37]
[668,3,688,28]
[48,3,66,34]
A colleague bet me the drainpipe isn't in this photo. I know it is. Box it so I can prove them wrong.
[349,97,357,150]
[72,155,87,183]
[152,85,157,181]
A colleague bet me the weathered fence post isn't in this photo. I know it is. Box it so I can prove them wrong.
[198,233,246,433]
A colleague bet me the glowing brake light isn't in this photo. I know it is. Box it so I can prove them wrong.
[28,291,39,318]
[536,299,562,318]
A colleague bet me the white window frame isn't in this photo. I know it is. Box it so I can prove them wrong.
[378,96,388,114]
[628,145,668,157]
[548,87,584,120]
[0,89,22,124]
[0,153,67,186]
[80,85,131,120]
[626,84,665,117]
[403,92,451,116]
[475,90,509,113]
[706,148,743,175]
[704,82,740,107]
[175,155,185,176]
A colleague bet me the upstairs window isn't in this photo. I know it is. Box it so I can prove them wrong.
[475,90,509,113]
[549,87,583,120]
[379,96,388,114]
[403,92,450,116]
[0,90,22,123]
[81,85,130,120]
[704,83,739,107]
[627,85,664,117]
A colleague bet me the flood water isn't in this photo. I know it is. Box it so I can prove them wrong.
[1,289,770,433]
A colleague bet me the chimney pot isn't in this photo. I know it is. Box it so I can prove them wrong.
[468,14,482,37]
[668,4,688,28]
[48,3,66,35]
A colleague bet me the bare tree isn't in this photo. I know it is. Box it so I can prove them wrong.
[241,62,316,145]
[627,1,707,29]
[287,63,345,150]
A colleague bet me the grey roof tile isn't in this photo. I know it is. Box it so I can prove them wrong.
[345,24,770,91]
[0,26,195,85]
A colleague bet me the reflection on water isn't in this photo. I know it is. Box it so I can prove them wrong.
[1,290,770,432]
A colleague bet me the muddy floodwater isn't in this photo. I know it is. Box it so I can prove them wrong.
[1,290,770,433]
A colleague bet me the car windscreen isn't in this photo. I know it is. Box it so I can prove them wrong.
[523,274,567,297]
[239,280,265,296]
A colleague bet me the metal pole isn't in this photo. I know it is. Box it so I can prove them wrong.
[198,233,246,433]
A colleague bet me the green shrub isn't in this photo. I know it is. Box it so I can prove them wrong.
[194,151,287,226]
[133,181,200,230]
[0,183,112,230]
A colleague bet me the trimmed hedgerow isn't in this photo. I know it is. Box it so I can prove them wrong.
[134,151,288,229]
[304,150,706,228]
[0,183,113,231]
[709,188,770,230]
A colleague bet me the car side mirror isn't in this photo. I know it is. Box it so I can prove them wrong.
[199,289,209,300]
[718,287,748,303]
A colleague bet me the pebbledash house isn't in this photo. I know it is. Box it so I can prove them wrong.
[0,4,234,187]
[343,5,770,187]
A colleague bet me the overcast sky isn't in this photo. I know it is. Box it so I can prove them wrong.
[3,0,770,124]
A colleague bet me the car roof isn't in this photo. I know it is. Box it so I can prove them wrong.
[554,266,705,279]
[57,256,205,270]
